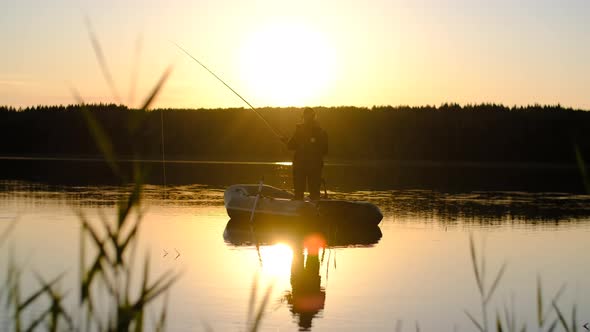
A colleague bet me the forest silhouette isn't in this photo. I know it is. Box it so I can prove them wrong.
[0,103,588,165]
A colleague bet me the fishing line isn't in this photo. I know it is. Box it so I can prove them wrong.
[174,43,284,140]
[160,109,167,191]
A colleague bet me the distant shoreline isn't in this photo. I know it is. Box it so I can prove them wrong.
[2,104,589,170]
[0,155,583,170]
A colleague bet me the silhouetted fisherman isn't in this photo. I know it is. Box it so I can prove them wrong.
[283,108,328,201]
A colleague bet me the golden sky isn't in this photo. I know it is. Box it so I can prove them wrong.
[1,0,589,109]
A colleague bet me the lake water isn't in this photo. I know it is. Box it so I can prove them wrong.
[1,161,590,331]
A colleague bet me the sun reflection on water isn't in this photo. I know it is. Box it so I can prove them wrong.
[259,243,294,277]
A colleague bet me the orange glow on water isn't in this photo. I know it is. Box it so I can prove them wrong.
[303,233,326,256]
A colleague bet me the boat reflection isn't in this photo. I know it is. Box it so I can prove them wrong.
[223,219,382,330]
[223,219,382,248]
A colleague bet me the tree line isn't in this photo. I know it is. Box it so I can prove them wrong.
[0,103,589,164]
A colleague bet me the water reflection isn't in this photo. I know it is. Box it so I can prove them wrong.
[286,243,325,331]
[1,158,588,193]
[1,180,590,331]
[223,219,382,330]
[3,180,590,226]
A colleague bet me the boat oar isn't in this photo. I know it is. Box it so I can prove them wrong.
[249,178,264,266]
[249,178,264,224]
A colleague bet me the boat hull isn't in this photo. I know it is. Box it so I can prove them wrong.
[224,184,383,226]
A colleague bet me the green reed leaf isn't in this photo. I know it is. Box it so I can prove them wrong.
[465,310,485,332]
[155,293,169,332]
[249,283,273,332]
[572,305,577,332]
[17,272,64,312]
[0,218,18,249]
[84,16,122,103]
[496,312,504,332]
[485,262,507,305]
[553,301,571,332]
[247,272,259,324]
[537,275,543,326]
[469,235,483,296]
[139,66,173,111]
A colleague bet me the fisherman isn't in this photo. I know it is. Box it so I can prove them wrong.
[282,108,328,201]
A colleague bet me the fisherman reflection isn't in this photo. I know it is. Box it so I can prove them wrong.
[284,235,326,331]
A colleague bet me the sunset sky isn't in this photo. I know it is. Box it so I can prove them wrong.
[1,0,589,109]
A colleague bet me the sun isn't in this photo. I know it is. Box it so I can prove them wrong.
[239,21,336,106]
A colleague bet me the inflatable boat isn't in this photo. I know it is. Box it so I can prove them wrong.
[223,184,383,226]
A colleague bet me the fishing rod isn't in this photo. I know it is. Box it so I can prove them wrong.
[174,43,285,141]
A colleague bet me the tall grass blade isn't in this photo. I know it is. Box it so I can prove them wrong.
[464,309,485,332]
[71,89,122,179]
[201,321,214,332]
[140,272,180,305]
[117,217,141,266]
[97,210,116,244]
[79,213,113,264]
[247,272,259,325]
[79,215,86,303]
[154,293,169,332]
[17,272,64,311]
[97,267,118,297]
[546,319,558,332]
[574,143,590,193]
[24,306,52,332]
[34,274,73,331]
[134,308,144,332]
[118,180,143,229]
[124,220,141,303]
[141,252,150,300]
[496,312,504,332]
[249,284,273,332]
[543,284,567,320]
[469,235,483,296]
[12,281,22,332]
[485,262,507,304]
[552,301,571,332]
[537,275,543,326]
[5,257,22,309]
[572,305,577,332]
[84,16,122,103]
[481,238,486,289]
[81,254,105,303]
[128,33,143,107]
[502,306,512,332]
[139,66,173,111]
[0,218,18,249]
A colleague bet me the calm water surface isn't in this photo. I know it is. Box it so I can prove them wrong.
[1,179,590,331]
